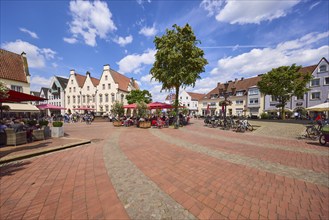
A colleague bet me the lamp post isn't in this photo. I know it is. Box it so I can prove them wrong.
[218,82,236,128]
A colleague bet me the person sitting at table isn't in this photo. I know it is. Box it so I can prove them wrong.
[11,120,24,133]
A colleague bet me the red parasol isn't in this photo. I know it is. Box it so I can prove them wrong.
[123,103,137,109]
[147,102,173,109]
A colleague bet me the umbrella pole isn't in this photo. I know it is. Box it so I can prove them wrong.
[0,103,2,119]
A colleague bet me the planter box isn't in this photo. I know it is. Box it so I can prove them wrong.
[113,121,122,127]
[51,127,64,138]
[140,121,151,129]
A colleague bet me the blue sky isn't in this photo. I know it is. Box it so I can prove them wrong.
[1,0,328,101]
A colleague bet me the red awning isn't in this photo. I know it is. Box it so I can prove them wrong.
[37,104,66,110]
[0,90,47,103]
[147,102,173,109]
[123,103,137,109]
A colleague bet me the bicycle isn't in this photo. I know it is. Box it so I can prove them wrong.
[304,121,324,140]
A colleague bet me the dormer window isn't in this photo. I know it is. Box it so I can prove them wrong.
[319,65,327,72]
[87,86,90,91]
[105,75,108,81]
[71,80,73,84]
[236,91,244,96]
[102,84,105,90]
[108,83,111,89]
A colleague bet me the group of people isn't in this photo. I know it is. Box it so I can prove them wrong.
[63,112,95,124]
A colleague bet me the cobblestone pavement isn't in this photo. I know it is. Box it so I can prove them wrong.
[1,119,328,219]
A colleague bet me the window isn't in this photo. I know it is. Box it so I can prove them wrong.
[203,102,207,106]
[73,87,76,92]
[69,87,71,92]
[67,96,70,104]
[105,94,109,102]
[236,91,244,96]
[249,89,259,95]
[87,95,91,103]
[236,108,243,116]
[102,84,105,90]
[121,94,124,103]
[311,92,320,100]
[249,98,259,104]
[99,94,103,103]
[180,96,182,99]
[105,105,109,112]
[319,65,327,72]
[11,85,23,92]
[111,94,115,102]
[71,80,73,84]
[325,77,329,85]
[296,94,304,100]
[236,100,243,105]
[186,97,188,100]
[83,95,86,103]
[77,95,80,103]
[311,78,320,87]
[271,96,279,102]
[73,96,76,104]
[108,83,111,89]
[187,103,190,107]
[105,75,108,81]
[92,95,95,103]
[87,86,90,91]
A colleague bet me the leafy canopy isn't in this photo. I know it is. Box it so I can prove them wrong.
[112,101,124,117]
[257,64,312,119]
[126,90,152,104]
[150,23,207,127]
[0,82,9,99]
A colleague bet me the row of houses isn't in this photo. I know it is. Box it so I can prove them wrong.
[166,57,329,117]
[1,48,328,118]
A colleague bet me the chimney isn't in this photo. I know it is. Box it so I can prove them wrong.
[70,69,75,75]
[21,52,26,57]
[235,78,238,82]
[217,82,221,87]
[103,64,110,71]
[241,77,244,80]
[86,71,91,77]
[130,77,135,85]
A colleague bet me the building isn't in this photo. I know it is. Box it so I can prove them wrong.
[178,90,204,115]
[65,65,139,115]
[199,76,263,117]
[0,49,39,114]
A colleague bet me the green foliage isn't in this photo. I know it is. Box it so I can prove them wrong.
[257,64,312,119]
[38,120,49,127]
[181,107,189,115]
[260,113,269,119]
[126,90,152,104]
[150,23,208,127]
[52,121,63,127]
[136,102,148,118]
[0,81,9,99]
[112,101,124,117]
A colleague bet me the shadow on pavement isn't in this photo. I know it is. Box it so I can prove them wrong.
[0,160,31,178]
[0,141,52,158]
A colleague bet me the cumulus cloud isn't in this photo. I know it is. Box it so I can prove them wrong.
[139,25,158,37]
[1,40,56,68]
[19,27,39,39]
[117,49,156,74]
[63,37,78,44]
[200,0,301,24]
[210,31,329,82]
[66,0,117,46]
[30,75,52,91]
[113,35,133,47]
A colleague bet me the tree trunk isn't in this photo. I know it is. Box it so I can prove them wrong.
[281,101,286,120]
[175,86,180,129]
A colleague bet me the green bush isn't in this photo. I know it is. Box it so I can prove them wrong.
[260,113,269,119]
[52,121,63,127]
[38,120,49,127]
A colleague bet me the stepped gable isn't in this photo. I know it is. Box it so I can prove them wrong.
[110,69,139,92]
[0,49,28,83]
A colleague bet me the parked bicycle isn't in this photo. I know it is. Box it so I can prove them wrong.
[304,120,327,140]
[236,118,253,132]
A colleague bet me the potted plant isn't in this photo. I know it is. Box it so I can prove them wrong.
[112,101,124,127]
[39,119,51,138]
[51,121,64,137]
[137,102,151,128]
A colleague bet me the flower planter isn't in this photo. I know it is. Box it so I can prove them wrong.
[51,126,64,138]
[139,121,151,129]
[113,121,122,127]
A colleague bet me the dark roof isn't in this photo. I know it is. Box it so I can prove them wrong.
[40,87,49,97]
[110,69,139,92]
[55,76,69,89]
[298,65,317,74]
[30,91,40,97]
[0,49,28,83]
[165,94,176,101]
[201,76,262,100]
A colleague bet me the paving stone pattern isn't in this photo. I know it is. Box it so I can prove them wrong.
[1,120,328,219]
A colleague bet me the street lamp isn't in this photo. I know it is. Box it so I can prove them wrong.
[218,82,236,128]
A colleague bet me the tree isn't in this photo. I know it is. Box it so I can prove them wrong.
[126,90,152,104]
[150,24,208,128]
[0,81,9,99]
[257,64,312,120]
[112,101,124,118]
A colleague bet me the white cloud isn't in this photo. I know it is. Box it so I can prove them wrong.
[201,0,301,24]
[309,1,321,10]
[63,37,78,44]
[210,31,329,82]
[117,49,156,74]
[30,75,52,91]
[1,39,56,68]
[139,25,158,37]
[19,27,39,39]
[137,0,151,5]
[113,35,133,47]
[52,63,58,68]
[66,0,117,47]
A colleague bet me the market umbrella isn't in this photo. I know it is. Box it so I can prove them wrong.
[37,103,66,110]
[147,102,173,109]
[306,103,329,111]
[123,103,137,109]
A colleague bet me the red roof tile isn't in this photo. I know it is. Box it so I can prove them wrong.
[74,73,86,88]
[187,92,205,101]
[110,69,139,92]
[0,49,28,83]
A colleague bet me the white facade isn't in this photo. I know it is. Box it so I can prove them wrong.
[179,91,199,113]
